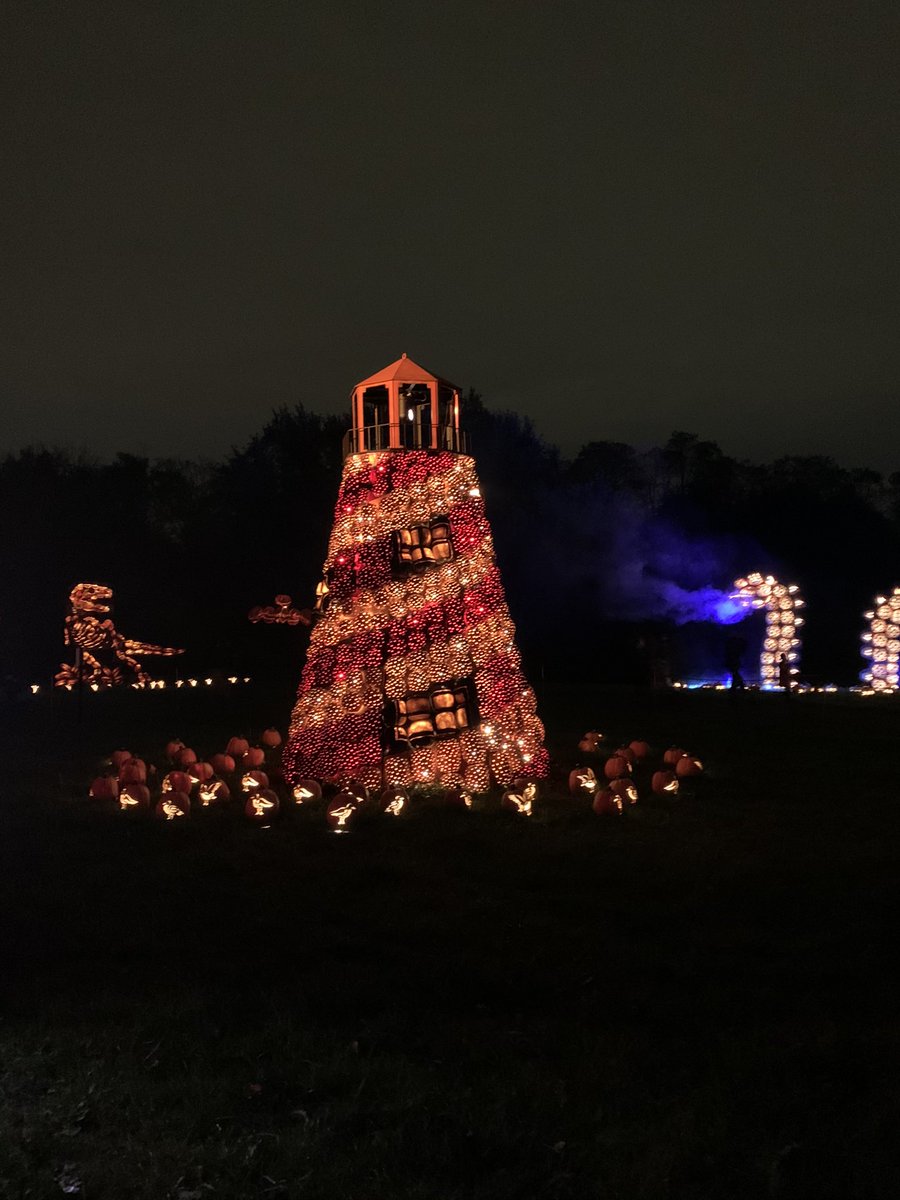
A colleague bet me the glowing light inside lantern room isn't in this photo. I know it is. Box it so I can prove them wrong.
[860,586,900,691]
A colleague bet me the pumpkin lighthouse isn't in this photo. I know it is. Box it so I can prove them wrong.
[283,354,548,791]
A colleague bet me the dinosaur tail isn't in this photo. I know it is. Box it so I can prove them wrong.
[124,640,185,656]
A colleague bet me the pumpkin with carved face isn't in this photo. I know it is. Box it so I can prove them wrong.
[379,786,410,817]
[162,770,192,794]
[502,780,537,816]
[188,761,214,787]
[198,777,230,807]
[609,778,639,806]
[292,779,322,804]
[244,788,280,822]
[592,789,624,816]
[675,756,704,777]
[568,767,599,797]
[241,769,269,792]
[119,783,150,811]
[652,770,680,797]
[155,791,190,820]
[326,792,359,832]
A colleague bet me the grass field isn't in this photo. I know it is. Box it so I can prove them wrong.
[2,684,900,1199]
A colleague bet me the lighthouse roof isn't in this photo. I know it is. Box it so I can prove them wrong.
[353,353,456,391]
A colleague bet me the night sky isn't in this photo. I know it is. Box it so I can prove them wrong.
[2,2,897,467]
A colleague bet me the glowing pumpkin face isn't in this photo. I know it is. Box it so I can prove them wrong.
[592,789,624,816]
[119,783,150,810]
[609,778,639,806]
[502,780,537,816]
[568,767,599,797]
[198,778,230,806]
[651,770,680,796]
[244,788,280,822]
[162,770,192,794]
[241,769,269,792]
[379,786,410,817]
[156,791,190,820]
[292,779,322,804]
[326,792,359,833]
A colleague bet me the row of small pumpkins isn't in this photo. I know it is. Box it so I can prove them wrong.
[88,731,287,823]
[570,733,704,815]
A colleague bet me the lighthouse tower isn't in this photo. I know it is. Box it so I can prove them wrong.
[283,354,548,792]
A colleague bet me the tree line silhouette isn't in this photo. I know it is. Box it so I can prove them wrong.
[2,392,898,688]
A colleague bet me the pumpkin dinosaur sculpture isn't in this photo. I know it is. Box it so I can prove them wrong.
[55,582,184,688]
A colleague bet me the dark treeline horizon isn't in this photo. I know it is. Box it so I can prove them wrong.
[2,391,899,690]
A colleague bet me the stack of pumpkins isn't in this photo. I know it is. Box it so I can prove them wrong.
[569,732,704,815]
[88,728,286,823]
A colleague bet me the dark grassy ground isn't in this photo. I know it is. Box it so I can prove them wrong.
[2,685,900,1199]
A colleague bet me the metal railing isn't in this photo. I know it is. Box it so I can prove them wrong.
[342,423,471,458]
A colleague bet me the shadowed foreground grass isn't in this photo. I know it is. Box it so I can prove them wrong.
[2,686,900,1199]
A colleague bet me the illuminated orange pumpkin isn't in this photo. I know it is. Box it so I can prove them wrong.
[663,747,686,766]
[198,777,230,806]
[176,746,198,768]
[326,792,359,832]
[111,749,132,769]
[242,747,266,768]
[615,745,636,765]
[241,769,269,792]
[577,730,603,753]
[244,788,280,822]
[502,780,537,815]
[119,757,147,784]
[652,770,680,796]
[119,783,150,811]
[603,755,631,780]
[675,755,704,777]
[592,789,624,816]
[165,739,185,760]
[162,770,192,793]
[569,766,599,796]
[189,761,214,784]
[226,737,250,758]
[155,791,190,820]
[379,785,410,817]
[628,740,650,760]
[210,753,236,775]
[292,779,322,804]
[89,775,119,801]
[609,778,639,805]
[260,728,282,748]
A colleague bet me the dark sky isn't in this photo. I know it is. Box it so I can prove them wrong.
[2,1,897,467]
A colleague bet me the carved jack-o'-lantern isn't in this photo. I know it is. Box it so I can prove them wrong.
[90,776,119,801]
[651,770,680,796]
[162,770,192,794]
[663,747,686,766]
[198,777,230,807]
[260,728,282,748]
[326,792,359,833]
[242,747,266,769]
[675,756,704,778]
[226,737,250,759]
[603,755,631,781]
[165,740,185,761]
[188,761,214,787]
[155,791,190,819]
[502,779,537,816]
[609,778,639,806]
[119,757,147,784]
[379,786,410,817]
[175,746,198,768]
[628,740,650,760]
[210,753,236,775]
[292,779,322,804]
[577,730,603,753]
[244,788,280,822]
[569,767,599,796]
[111,749,133,770]
[592,788,624,816]
[119,783,150,811]
[241,769,269,792]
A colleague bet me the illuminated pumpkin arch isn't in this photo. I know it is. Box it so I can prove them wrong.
[860,588,900,691]
[732,573,804,688]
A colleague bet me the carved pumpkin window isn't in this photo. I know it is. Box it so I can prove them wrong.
[392,517,454,573]
[386,677,477,750]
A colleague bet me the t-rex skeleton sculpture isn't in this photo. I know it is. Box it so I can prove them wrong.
[55,582,184,688]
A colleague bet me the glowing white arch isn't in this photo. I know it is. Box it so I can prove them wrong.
[732,573,804,688]
[861,588,900,692]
